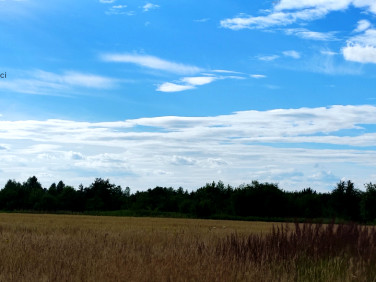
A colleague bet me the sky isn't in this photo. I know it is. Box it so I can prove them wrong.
[0,0,376,192]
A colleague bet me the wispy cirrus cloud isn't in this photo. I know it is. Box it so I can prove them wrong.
[320,50,338,56]
[181,76,217,86]
[1,105,376,191]
[58,71,117,88]
[156,71,249,93]
[220,8,328,30]
[101,53,250,92]
[194,18,210,23]
[100,1,159,15]
[221,0,376,72]
[305,51,363,75]
[283,50,301,59]
[258,55,280,61]
[273,0,350,11]
[156,82,195,93]
[250,74,267,79]
[273,0,376,14]
[112,5,127,9]
[0,69,117,95]
[220,0,376,31]
[157,76,217,93]
[284,28,337,41]
[257,50,300,62]
[212,69,244,75]
[101,53,202,75]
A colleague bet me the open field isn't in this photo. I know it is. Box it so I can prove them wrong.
[0,214,375,281]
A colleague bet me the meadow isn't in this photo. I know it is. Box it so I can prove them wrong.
[0,213,375,281]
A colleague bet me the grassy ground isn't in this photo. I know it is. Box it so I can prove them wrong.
[0,213,374,281]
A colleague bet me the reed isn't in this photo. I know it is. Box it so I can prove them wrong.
[216,222,376,281]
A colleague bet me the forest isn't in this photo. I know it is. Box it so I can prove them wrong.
[1,176,376,222]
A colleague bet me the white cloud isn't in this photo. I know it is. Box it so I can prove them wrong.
[220,8,328,30]
[61,71,116,88]
[212,69,244,74]
[284,28,337,41]
[171,155,196,166]
[156,72,244,93]
[283,50,301,59]
[101,53,202,75]
[0,70,117,95]
[274,0,376,13]
[355,19,371,32]
[1,105,376,191]
[66,151,85,160]
[320,50,338,56]
[105,5,133,16]
[112,5,127,9]
[181,76,217,86]
[100,0,116,3]
[100,54,246,92]
[221,0,376,31]
[258,51,304,62]
[348,29,376,46]
[306,52,362,75]
[342,29,376,64]
[250,74,267,79]
[0,144,9,150]
[308,170,339,182]
[156,82,195,93]
[351,0,376,13]
[157,76,217,93]
[143,3,159,12]
[258,55,280,61]
[194,18,210,23]
[342,44,376,63]
[274,0,352,11]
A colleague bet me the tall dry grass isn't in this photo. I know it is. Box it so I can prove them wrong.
[216,222,376,281]
[0,214,375,281]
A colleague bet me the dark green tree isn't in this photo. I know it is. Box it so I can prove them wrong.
[84,178,124,210]
[22,176,45,210]
[232,181,286,217]
[361,183,376,222]
[331,180,362,220]
[0,179,23,210]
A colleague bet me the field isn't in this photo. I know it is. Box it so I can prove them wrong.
[0,214,375,281]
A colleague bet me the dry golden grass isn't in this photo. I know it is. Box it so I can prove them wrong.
[0,214,374,281]
[0,213,276,282]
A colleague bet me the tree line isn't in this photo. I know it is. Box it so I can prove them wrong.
[1,176,376,222]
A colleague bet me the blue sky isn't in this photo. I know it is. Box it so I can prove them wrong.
[1,0,376,192]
